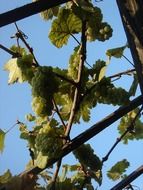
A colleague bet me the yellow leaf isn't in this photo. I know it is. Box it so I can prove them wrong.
[4,58,24,84]
[0,129,6,153]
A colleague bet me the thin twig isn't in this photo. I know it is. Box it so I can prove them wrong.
[52,98,67,130]
[122,54,134,67]
[0,44,21,57]
[102,105,143,163]
[54,72,77,86]
[5,120,21,134]
[70,33,92,68]
[14,23,39,66]
[70,33,80,45]
[65,20,87,138]
[108,69,135,79]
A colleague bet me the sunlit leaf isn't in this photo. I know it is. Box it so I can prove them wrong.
[0,129,6,153]
[40,7,59,20]
[4,58,24,84]
[80,103,90,122]
[35,152,48,169]
[32,0,59,20]
[118,108,143,144]
[107,159,130,181]
[49,8,81,48]
[106,45,127,59]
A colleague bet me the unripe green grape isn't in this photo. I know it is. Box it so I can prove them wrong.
[35,123,63,158]
[97,22,113,41]
[99,29,104,35]
[31,66,59,98]
[103,25,110,33]
[32,96,53,116]
[17,54,35,83]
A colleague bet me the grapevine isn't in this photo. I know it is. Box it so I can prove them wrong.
[2,1,142,190]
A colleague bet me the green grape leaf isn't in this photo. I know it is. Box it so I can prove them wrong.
[55,93,72,121]
[10,45,26,55]
[118,109,143,144]
[68,46,80,80]
[80,103,90,122]
[49,8,81,48]
[106,45,127,59]
[25,113,36,122]
[35,152,49,169]
[129,74,138,96]
[72,5,103,42]
[47,179,73,190]
[40,6,59,21]
[32,0,59,20]
[71,171,86,187]
[0,129,6,153]
[4,58,24,84]
[60,164,82,182]
[90,60,107,81]
[19,123,29,140]
[0,169,12,184]
[107,159,130,181]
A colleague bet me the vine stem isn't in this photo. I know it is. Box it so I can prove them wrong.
[52,98,67,130]
[102,105,143,163]
[108,68,135,79]
[54,72,77,86]
[70,33,92,68]
[51,159,62,189]
[65,20,87,138]
[14,23,39,67]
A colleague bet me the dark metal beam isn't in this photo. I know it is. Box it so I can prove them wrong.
[117,0,143,95]
[0,0,70,27]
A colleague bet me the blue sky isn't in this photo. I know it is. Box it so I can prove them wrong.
[0,1,143,189]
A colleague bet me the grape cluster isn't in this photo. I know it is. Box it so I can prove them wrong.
[31,66,59,116]
[31,66,59,98]
[94,77,130,106]
[31,96,51,117]
[97,22,113,41]
[73,144,102,171]
[17,54,35,83]
[35,123,63,157]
